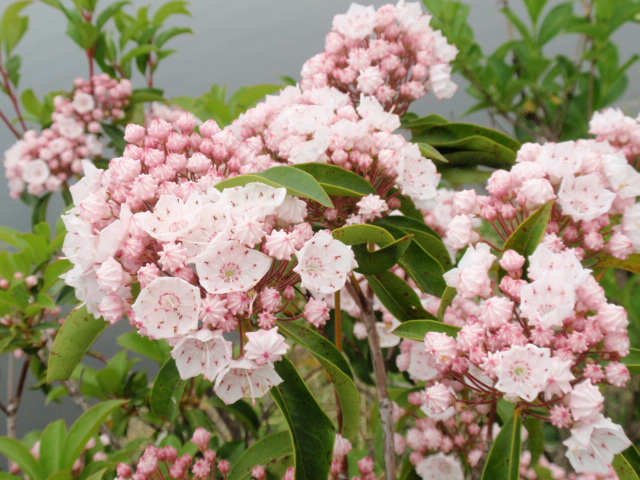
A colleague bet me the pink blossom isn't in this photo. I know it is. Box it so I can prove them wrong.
[494,344,552,402]
[214,358,283,405]
[415,452,464,480]
[569,381,604,422]
[243,327,290,366]
[170,330,232,381]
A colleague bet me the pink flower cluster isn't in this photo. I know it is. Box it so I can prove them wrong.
[3,74,132,197]
[301,1,458,114]
[413,242,631,474]
[589,108,640,167]
[114,427,290,480]
[229,85,441,222]
[449,139,640,260]
[61,113,357,404]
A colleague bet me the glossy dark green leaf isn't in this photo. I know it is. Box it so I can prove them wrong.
[437,286,457,322]
[392,320,460,341]
[210,397,260,435]
[271,357,334,480]
[292,163,376,197]
[332,224,395,246]
[414,122,521,152]
[279,322,360,442]
[524,416,544,465]
[352,235,412,275]
[481,408,522,480]
[47,305,109,382]
[417,142,448,163]
[501,201,553,270]
[117,331,170,364]
[228,431,292,480]
[366,271,432,321]
[215,166,334,208]
[63,400,126,469]
[150,357,186,421]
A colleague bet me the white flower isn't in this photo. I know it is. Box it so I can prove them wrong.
[195,240,272,294]
[22,159,50,186]
[131,277,200,339]
[244,327,290,365]
[564,415,631,474]
[494,344,552,402]
[415,452,464,480]
[396,144,440,210]
[171,329,232,381]
[72,92,95,114]
[214,358,283,405]
[293,230,357,296]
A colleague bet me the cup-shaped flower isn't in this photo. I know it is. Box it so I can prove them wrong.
[494,344,552,402]
[131,277,200,339]
[293,230,356,296]
[244,327,290,366]
[214,358,283,405]
[194,240,272,294]
[170,329,232,381]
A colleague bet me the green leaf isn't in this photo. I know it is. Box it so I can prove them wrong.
[47,305,109,382]
[129,87,165,103]
[63,400,126,469]
[278,322,360,442]
[271,357,334,480]
[0,474,24,480]
[66,22,98,50]
[622,348,640,374]
[120,44,158,68]
[438,286,457,321]
[40,419,67,473]
[524,416,544,465]
[100,123,127,152]
[96,1,129,29]
[352,235,413,275]
[155,26,192,48]
[0,438,45,480]
[414,122,521,152]
[613,445,640,480]
[523,0,549,25]
[417,142,448,163]
[2,1,31,55]
[481,409,522,480]
[152,0,189,25]
[228,431,292,480]
[392,319,460,341]
[332,224,395,246]
[210,398,260,435]
[228,84,283,111]
[215,166,334,208]
[150,357,186,421]
[593,254,640,274]
[292,163,376,197]
[402,113,449,130]
[398,242,446,296]
[440,167,493,185]
[117,331,170,364]
[538,3,573,45]
[366,271,432,321]
[501,201,553,270]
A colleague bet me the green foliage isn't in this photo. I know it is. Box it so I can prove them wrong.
[271,357,335,480]
[424,0,640,141]
[481,409,522,480]
[47,305,109,382]
[150,357,186,421]
[228,431,293,480]
[392,319,461,341]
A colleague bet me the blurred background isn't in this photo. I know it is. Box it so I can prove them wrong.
[0,0,638,438]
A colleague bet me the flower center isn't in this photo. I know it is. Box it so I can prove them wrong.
[159,293,180,312]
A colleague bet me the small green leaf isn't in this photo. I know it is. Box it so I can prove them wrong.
[47,305,109,382]
[152,0,190,25]
[150,357,186,421]
[332,224,395,246]
[63,400,126,469]
[228,83,283,112]
[613,445,640,480]
[593,254,640,274]
[0,438,45,480]
[66,22,98,50]
[278,322,360,442]
[40,419,67,473]
[96,1,129,29]
[228,431,292,480]
[538,3,574,45]
[352,235,412,275]
[155,26,192,47]
[417,142,448,163]
[292,163,376,198]
[2,1,31,55]
[482,409,522,480]
[524,416,544,465]
[501,201,553,273]
[117,331,170,364]
[271,357,334,480]
[392,319,460,341]
[129,87,165,103]
[437,286,457,321]
[366,271,432,321]
[215,166,334,208]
